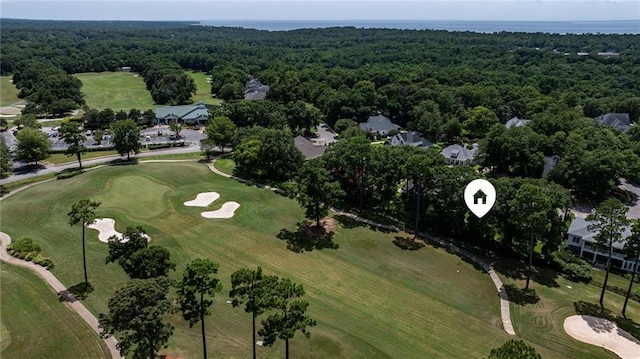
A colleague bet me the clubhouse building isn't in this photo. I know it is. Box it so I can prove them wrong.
[154,101,212,126]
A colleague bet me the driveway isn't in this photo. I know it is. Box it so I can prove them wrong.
[314,123,338,146]
[571,178,640,219]
[620,178,640,219]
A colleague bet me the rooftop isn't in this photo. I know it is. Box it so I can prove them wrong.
[294,135,326,160]
[568,217,633,250]
[594,113,631,134]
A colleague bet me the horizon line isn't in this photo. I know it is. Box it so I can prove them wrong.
[3,18,639,22]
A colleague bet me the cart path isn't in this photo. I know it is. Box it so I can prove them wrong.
[0,232,122,359]
[208,157,516,335]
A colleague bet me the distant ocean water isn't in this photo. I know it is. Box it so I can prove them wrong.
[200,20,640,34]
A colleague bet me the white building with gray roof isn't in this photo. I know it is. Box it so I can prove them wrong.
[566,217,638,273]
[441,143,478,166]
[154,101,210,126]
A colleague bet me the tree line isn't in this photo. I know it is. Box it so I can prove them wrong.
[2,20,639,123]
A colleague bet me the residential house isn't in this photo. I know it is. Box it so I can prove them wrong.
[244,78,270,100]
[390,131,433,148]
[359,115,400,136]
[294,135,326,160]
[154,101,211,126]
[566,217,639,273]
[594,113,631,134]
[505,116,530,129]
[441,143,478,166]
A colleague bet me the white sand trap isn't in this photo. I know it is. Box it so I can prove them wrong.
[87,218,150,243]
[184,192,220,207]
[201,202,240,219]
[564,315,640,359]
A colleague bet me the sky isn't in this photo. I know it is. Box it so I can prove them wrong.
[0,0,639,21]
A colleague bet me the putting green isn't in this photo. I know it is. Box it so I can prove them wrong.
[93,175,172,219]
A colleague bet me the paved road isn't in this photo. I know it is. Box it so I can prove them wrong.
[0,144,204,185]
[0,232,123,359]
[571,178,640,219]
[620,178,640,219]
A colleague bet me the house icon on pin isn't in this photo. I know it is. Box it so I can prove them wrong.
[473,189,487,205]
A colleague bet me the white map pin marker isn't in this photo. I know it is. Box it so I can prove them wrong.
[464,179,496,218]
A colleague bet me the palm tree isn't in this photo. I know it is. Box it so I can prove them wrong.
[68,199,101,287]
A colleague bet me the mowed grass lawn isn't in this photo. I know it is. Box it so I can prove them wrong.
[186,70,222,106]
[75,72,155,111]
[0,76,20,106]
[0,263,110,358]
[1,162,509,359]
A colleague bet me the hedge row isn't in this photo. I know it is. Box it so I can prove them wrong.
[7,237,54,269]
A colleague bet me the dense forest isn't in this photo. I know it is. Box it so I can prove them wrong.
[2,19,639,264]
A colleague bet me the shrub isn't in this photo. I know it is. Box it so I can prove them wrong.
[486,339,541,359]
[7,237,54,269]
[550,249,593,283]
[57,170,83,179]
[8,237,41,254]
[564,263,592,283]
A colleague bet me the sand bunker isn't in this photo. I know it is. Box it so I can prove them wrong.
[201,202,240,219]
[87,218,150,243]
[184,192,220,207]
[564,315,640,359]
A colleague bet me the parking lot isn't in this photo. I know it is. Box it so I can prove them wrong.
[39,125,206,150]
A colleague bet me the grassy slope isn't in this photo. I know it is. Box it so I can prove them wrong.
[186,70,221,106]
[0,263,110,358]
[0,76,20,106]
[213,158,235,175]
[75,72,155,111]
[0,162,510,359]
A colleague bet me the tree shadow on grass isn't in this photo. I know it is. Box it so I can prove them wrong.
[492,256,560,288]
[616,318,640,341]
[423,237,486,272]
[573,301,640,340]
[393,236,425,251]
[58,282,94,303]
[277,221,338,253]
[504,284,540,305]
[333,214,367,229]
